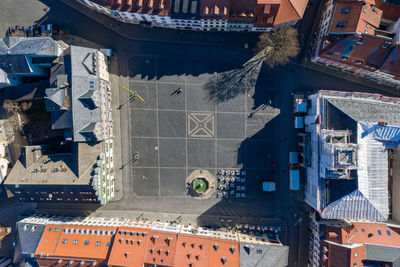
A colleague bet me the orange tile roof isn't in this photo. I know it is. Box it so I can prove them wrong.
[325,222,400,247]
[328,1,382,34]
[208,238,239,267]
[107,227,150,267]
[174,234,211,267]
[35,225,63,257]
[35,224,117,262]
[273,0,308,25]
[144,230,178,266]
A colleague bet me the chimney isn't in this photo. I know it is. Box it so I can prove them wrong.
[328,232,338,239]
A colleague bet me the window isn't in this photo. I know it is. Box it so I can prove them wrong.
[337,22,346,27]
[95,241,101,246]
[377,230,382,235]
[84,240,90,245]
[387,230,391,236]
[53,228,61,232]
[62,239,68,244]
[354,252,358,257]
[361,228,365,232]
[73,240,78,245]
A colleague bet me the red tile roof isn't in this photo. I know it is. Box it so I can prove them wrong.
[144,230,178,266]
[208,238,239,267]
[381,45,400,77]
[174,234,211,267]
[92,0,172,15]
[107,227,150,267]
[328,1,382,34]
[378,2,400,21]
[319,34,393,70]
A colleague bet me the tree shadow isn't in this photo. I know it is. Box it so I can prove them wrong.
[204,55,264,104]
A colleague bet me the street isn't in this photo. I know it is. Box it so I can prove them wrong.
[2,0,400,266]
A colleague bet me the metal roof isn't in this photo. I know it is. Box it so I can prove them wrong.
[0,37,59,56]
[311,92,400,221]
[16,222,46,256]
[239,242,288,267]
[365,244,400,265]
[326,97,400,126]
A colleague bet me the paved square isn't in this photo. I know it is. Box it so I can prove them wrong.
[128,55,278,197]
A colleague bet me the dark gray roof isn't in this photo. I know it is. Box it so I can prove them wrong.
[240,242,289,267]
[365,244,400,266]
[16,222,46,256]
[70,46,102,142]
[51,110,72,130]
[45,88,66,110]
[0,55,31,74]
[171,0,201,19]
[0,37,59,56]
[326,98,400,126]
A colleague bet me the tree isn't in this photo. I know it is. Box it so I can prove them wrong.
[2,100,30,129]
[20,101,32,111]
[2,100,20,113]
[255,26,300,68]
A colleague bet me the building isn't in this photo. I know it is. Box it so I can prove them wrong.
[4,142,114,205]
[76,0,309,32]
[45,45,112,143]
[298,90,400,222]
[3,45,115,205]
[15,214,289,267]
[307,214,400,267]
[0,37,65,89]
[313,0,400,88]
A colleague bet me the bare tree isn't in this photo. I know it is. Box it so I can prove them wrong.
[256,26,300,68]
[2,100,20,114]
[20,101,32,111]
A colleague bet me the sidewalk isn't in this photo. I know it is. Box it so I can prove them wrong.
[300,61,400,97]
[109,54,123,201]
[58,0,258,51]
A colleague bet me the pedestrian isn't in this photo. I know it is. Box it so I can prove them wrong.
[177,87,183,94]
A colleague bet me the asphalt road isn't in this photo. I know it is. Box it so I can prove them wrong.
[3,0,400,266]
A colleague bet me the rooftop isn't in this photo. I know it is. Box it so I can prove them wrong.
[17,215,288,267]
[380,45,400,77]
[305,91,400,221]
[320,34,393,70]
[328,1,382,34]
[320,222,400,266]
[4,143,103,186]
[0,37,61,56]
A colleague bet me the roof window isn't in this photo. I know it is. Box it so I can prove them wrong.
[84,240,89,245]
[73,240,78,245]
[95,241,101,246]
[62,239,68,244]
[363,8,367,13]
[337,22,346,27]
[341,8,349,13]
[377,230,382,235]
[387,230,391,236]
